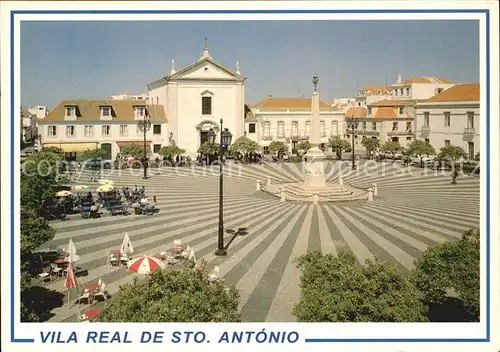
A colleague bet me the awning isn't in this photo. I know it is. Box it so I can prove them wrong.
[43,143,98,153]
[116,141,151,148]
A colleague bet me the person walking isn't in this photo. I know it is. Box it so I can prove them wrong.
[452,166,459,184]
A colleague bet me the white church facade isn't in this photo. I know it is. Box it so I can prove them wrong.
[147,45,245,156]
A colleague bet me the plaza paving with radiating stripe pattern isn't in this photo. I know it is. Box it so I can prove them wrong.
[41,161,480,322]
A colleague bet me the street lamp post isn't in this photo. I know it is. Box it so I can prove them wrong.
[138,114,152,179]
[348,116,359,170]
[207,119,232,256]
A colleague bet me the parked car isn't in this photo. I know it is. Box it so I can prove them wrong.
[83,158,113,169]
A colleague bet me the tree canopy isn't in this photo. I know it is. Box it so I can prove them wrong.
[159,145,186,158]
[406,140,437,167]
[80,148,107,160]
[120,144,146,158]
[98,260,241,322]
[198,141,220,156]
[230,136,261,154]
[21,148,66,209]
[328,136,351,159]
[412,229,479,319]
[293,251,428,322]
[361,137,380,155]
[268,140,287,155]
[380,141,401,154]
[298,141,312,151]
[438,145,468,162]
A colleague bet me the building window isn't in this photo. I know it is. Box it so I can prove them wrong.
[406,122,412,132]
[424,112,430,126]
[436,88,444,94]
[406,137,412,141]
[102,125,111,136]
[119,125,128,136]
[153,124,161,134]
[292,121,298,136]
[468,142,474,160]
[467,112,475,128]
[248,123,256,134]
[305,121,311,136]
[398,107,404,115]
[263,122,270,137]
[361,121,367,130]
[392,122,398,131]
[320,120,325,136]
[425,138,430,144]
[444,112,451,127]
[136,106,145,117]
[263,146,269,155]
[66,125,75,137]
[400,89,404,95]
[394,90,398,96]
[153,144,162,153]
[445,140,451,146]
[202,96,212,115]
[331,121,338,136]
[368,107,372,115]
[406,88,410,96]
[101,106,111,117]
[372,122,377,130]
[84,125,93,137]
[65,106,75,117]
[48,126,56,136]
[277,121,285,137]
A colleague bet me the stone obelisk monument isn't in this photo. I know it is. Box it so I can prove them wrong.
[304,74,327,188]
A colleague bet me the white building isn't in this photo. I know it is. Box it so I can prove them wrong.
[147,45,245,156]
[355,85,392,107]
[390,74,455,100]
[38,99,168,160]
[246,97,344,153]
[111,93,149,100]
[415,83,480,159]
[28,105,48,119]
[21,108,37,143]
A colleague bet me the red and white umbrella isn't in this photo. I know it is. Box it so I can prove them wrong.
[64,263,78,307]
[128,256,165,274]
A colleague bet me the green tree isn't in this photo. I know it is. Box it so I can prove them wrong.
[361,137,380,158]
[474,152,480,161]
[21,148,65,209]
[198,141,220,156]
[412,229,479,320]
[438,145,468,163]
[293,251,427,322]
[406,140,436,167]
[120,144,145,158]
[230,136,261,155]
[328,136,351,159]
[380,141,401,157]
[159,145,186,158]
[80,148,107,160]
[20,207,56,322]
[268,140,287,155]
[99,260,241,322]
[298,140,312,151]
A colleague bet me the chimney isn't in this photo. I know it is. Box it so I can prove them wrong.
[396,74,402,84]
[156,97,159,106]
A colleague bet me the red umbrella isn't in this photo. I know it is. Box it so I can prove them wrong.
[64,263,78,307]
[128,256,165,274]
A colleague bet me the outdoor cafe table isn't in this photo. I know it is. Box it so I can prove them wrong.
[110,249,121,255]
[84,283,100,292]
[54,258,67,265]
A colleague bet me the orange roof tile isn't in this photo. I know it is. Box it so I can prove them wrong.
[363,85,391,93]
[374,107,396,118]
[371,99,414,107]
[344,107,368,118]
[423,83,480,102]
[252,97,331,109]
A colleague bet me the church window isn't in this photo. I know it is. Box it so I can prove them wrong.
[248,123,256,134]
[202,97,212,115]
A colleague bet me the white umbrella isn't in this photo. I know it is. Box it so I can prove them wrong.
[128,256,165,274]
[56,190,73,197]
[188,247,196,261]
[71,185,88,191]
[120,232,134,255]
[67,238,80,263]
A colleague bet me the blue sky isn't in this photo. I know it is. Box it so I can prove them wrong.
[21,20,479,108]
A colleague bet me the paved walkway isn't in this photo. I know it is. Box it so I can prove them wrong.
[40,161,480,322]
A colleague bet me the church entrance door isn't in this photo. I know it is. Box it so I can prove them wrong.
[200,131,209,146]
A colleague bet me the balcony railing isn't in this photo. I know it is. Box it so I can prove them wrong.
[464,127,475,135]
[261,135,273,141]
[387,130,415,136]
[356,130,380,136]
